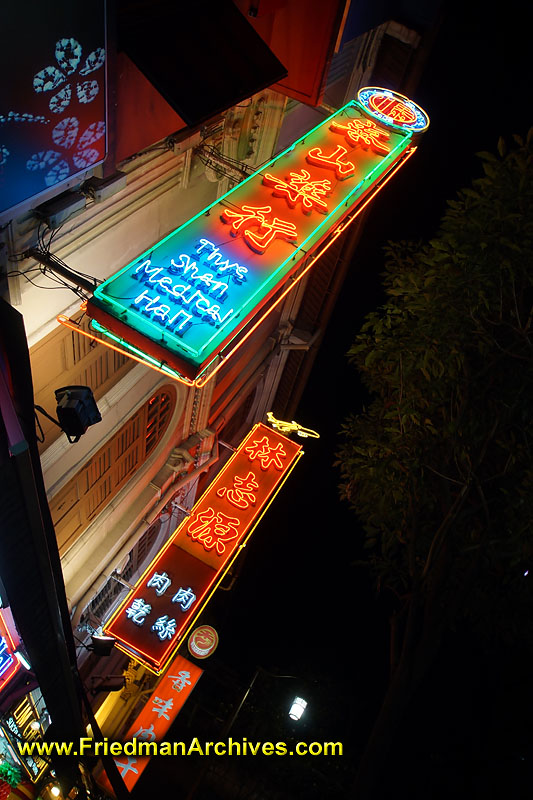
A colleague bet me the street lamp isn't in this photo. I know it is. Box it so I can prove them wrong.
[288,696,307,721]
[188,668,312,799]
[222,667,309,735]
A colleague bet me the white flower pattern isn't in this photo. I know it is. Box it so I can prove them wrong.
[52,116,79,149]
[55,37,82,75]
[26,150,61,171]
[76,80,99,104]
[28,37,106,187]
[73,148,101,169]
[78,121,105,149]
[33,37,104,114]
[45,159,70,186]
[49,85,72,115]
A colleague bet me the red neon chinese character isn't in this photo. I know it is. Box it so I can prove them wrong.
[221,205,298,254]
[187,508,240,555]
[329,118,390,156]
[262,169,332,215]
[216,471,259,509]
[305,145,355,180]
[244,436,287,471]
[368,94,417,125]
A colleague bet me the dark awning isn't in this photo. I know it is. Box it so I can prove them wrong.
[117,0,288,127]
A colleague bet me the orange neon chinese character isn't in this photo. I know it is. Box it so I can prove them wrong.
[262,169,332,215]
[216,471,259,509]
[187,508,240,555]
[244,436,287,471]
[220,205,298,254]
[329,118,390,156]
[305,145,355,180]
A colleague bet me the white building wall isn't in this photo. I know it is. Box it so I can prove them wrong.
[4,88,289,624]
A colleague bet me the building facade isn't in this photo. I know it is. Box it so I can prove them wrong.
[0,1,435,796]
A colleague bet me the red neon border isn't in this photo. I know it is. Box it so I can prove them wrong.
[0,609,21,692]
[104,423,303,673]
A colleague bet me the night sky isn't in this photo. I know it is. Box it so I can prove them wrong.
[134,2,533,796]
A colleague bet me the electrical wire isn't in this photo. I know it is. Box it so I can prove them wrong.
[41,267,88,296]
[47,250,101,284]
[34,409,45,443]
[118,140,172,167]
[195,144,256,181]
[8,262,90,300]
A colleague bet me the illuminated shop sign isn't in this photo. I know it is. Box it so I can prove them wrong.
[1,695,48,782]
[0,610,21,694]
[85,88,427,383]
[104,423,302,673]
[98,654,202,791]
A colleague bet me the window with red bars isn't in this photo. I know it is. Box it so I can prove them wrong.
[145,390,172,456]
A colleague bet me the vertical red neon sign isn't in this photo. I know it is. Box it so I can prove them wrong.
[104,423,302,673]
[98,654,202,791]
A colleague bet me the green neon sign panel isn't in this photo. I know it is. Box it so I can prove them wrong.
[87,94,415,379]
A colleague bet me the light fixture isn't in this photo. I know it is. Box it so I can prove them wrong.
[14,649,31,670]
[55,385,102,442]
[35,386,102,445]
[288,696,307,721]
[51,785,61,797]
[89,634,116,656]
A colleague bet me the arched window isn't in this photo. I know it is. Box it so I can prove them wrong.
[145,391,173,456]
[50,386,176,554]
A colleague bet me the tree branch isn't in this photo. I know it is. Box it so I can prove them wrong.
[422,417,500,582]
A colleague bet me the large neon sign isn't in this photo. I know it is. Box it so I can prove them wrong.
[104,423,302,673]
[84,88,428,383]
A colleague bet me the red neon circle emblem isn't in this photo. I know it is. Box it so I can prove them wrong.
[188,625,219,659]
[368,94,417,126]
[357,87,429,132]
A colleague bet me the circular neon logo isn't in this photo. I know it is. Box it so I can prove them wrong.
[357,87,429,133]
[188,625,219,659]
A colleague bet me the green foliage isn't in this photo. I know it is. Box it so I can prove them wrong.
[336,131,533,641]
[0,760,22,787]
